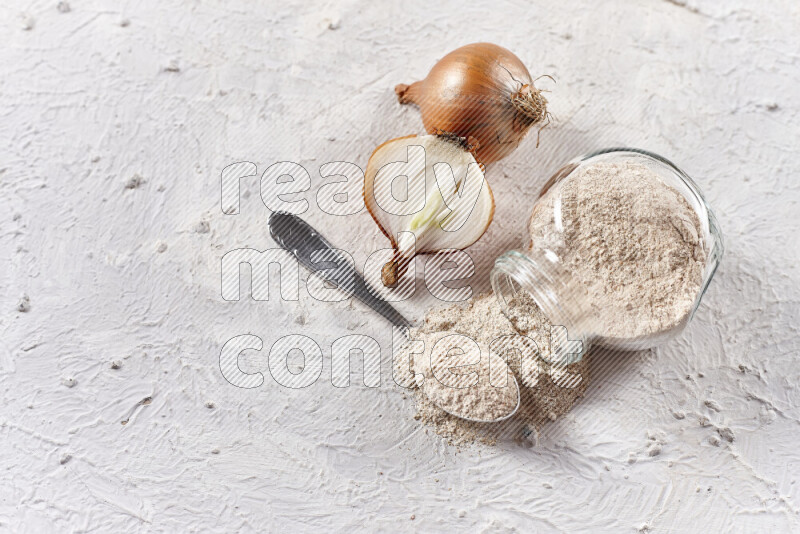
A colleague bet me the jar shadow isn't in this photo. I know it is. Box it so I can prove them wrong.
[537,345,652,446]
[477,345,650,447]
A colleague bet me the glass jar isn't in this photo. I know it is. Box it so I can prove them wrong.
[490,148,724,363]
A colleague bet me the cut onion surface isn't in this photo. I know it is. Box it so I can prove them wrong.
[364,134,495,287]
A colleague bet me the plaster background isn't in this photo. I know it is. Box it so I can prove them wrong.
[1,0,799,531]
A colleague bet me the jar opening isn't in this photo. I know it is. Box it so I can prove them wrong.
[490,250,588,365]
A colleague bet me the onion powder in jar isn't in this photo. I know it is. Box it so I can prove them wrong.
[490,148,724,361]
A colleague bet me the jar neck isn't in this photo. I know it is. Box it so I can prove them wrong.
[490,249,592,361]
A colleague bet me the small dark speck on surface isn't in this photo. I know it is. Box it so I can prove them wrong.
[211,448,220,454]
[194,221,210,234]
[766,103,779,111]
[17,295,31,312]
[119,18,130,27]
[205,401,215,409]
[124,174,144,189]
[717,427,735,443]
[140,396,152,405]
[61,377,77,388]
[704,399,721,412]
[13,213,21,221]
[164,60,181,72]
[156,242,167,253]
[663,0,701,14]
[110,360,122,370]
[57,1,71,13]
[60,454,72,465]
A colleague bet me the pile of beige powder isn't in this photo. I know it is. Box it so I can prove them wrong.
[395,292,589,446]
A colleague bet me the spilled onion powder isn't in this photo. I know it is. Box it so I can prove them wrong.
[395,292,589,446]
[412,338,520,424]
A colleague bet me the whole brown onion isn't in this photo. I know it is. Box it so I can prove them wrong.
[395,42,550,164]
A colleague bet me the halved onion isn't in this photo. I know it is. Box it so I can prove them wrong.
[364,134,495,287]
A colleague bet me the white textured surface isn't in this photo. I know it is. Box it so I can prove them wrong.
[2,0,799,531]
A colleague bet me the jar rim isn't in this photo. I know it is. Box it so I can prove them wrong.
[490,249,589,365]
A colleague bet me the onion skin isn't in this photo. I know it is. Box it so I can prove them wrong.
[395,43,549,164]
[381,253,407,288]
